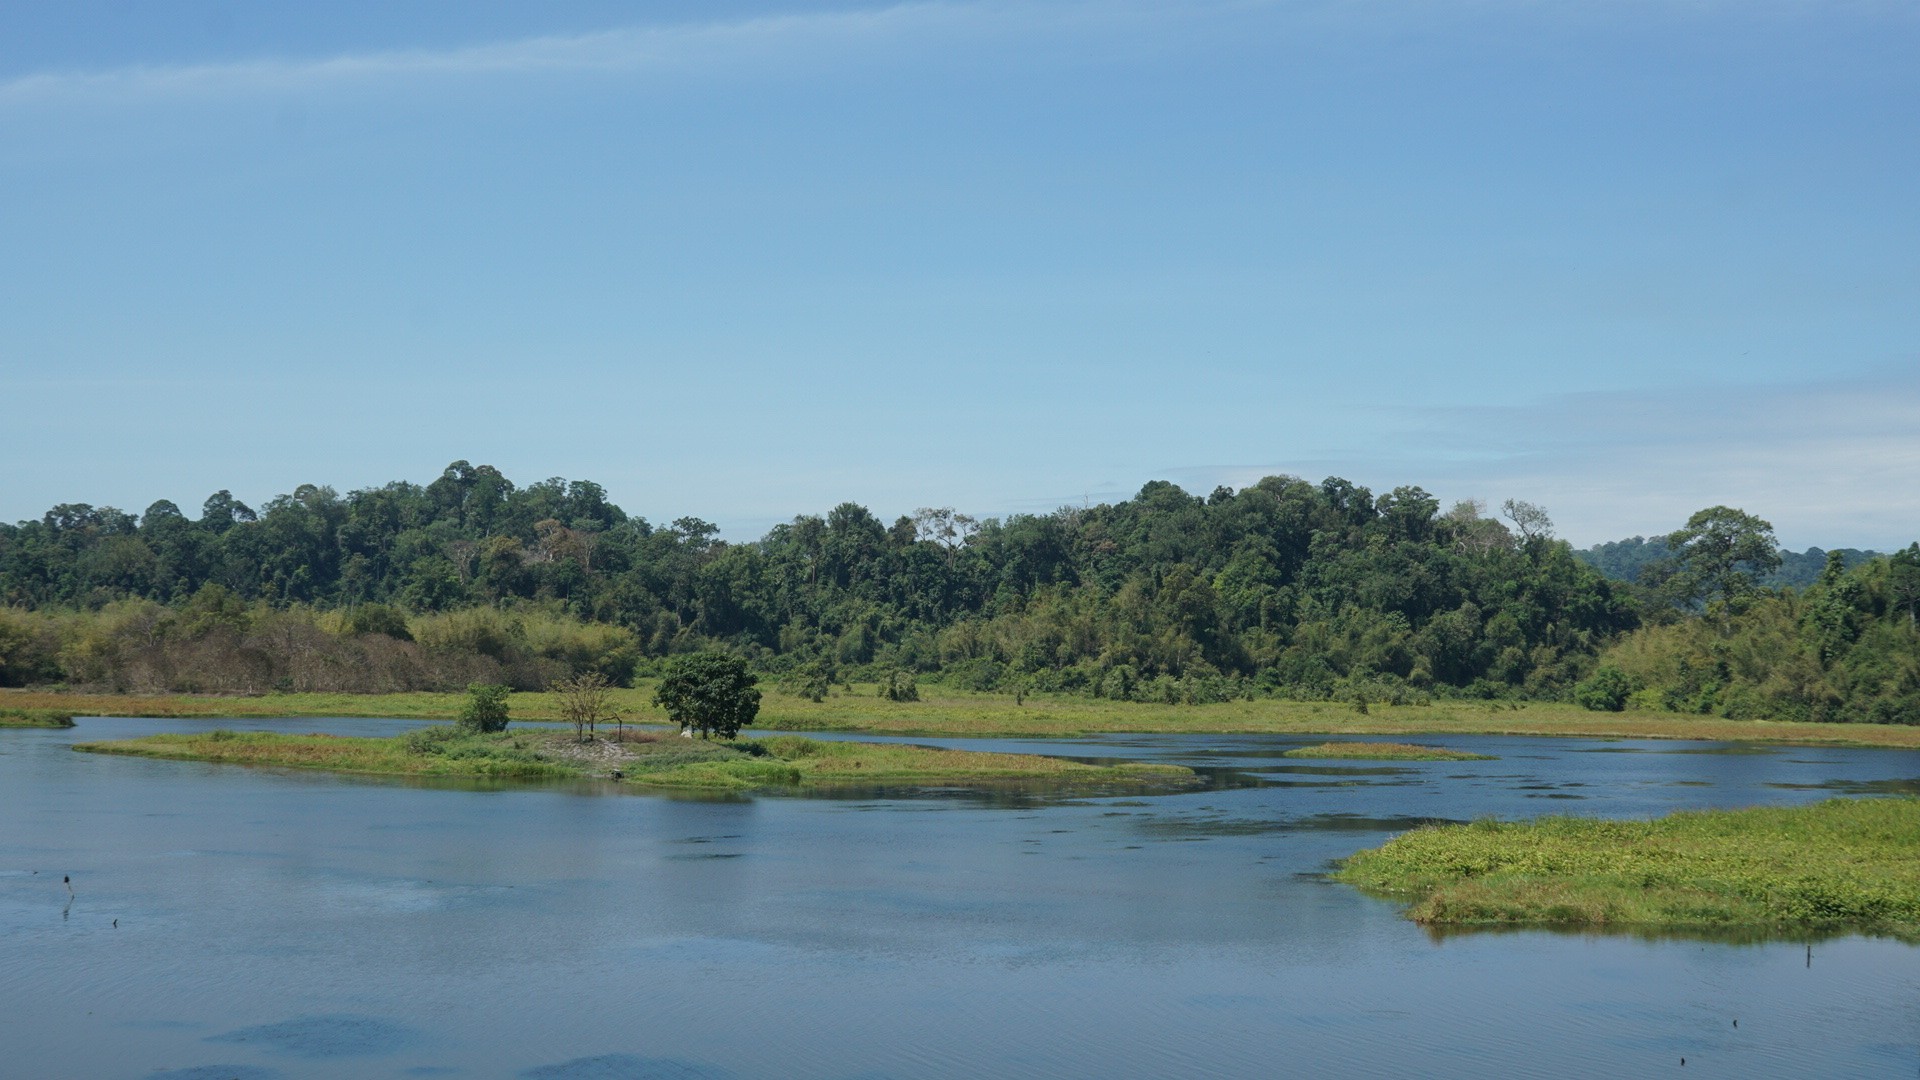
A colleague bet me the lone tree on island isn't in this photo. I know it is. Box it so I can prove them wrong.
[457,683,511,734]
[655,651,761,739]
[554,671,619,742]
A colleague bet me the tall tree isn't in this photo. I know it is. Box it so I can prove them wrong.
[654,651,760,739]
[1664,506,1782,624]
[1889,543,1920,627]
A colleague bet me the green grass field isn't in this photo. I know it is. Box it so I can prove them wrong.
[15,683,1920,748]
[1335,797,1920,940]
[1282,742,1494,761]
[72,727,1197,793]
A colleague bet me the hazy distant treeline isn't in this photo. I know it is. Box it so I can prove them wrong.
[1575,536,1880,589]
[2,462,1915,722]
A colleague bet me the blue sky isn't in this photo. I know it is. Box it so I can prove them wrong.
[2,1,1915,549]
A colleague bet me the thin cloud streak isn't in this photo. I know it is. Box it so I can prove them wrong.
[0,4,1002,105]
[1168,370,1920,550]
[9,0,1782,108]
[0,1,1215,107]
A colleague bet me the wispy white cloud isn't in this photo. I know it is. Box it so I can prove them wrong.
[1433,371,1920,549]
[0,1,1202,108]
[1167,367,1920,549]
[7,0,1886,112]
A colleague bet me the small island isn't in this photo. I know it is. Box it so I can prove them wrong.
[1283,742,1493,762]
[1335,797,1920,940]
[70,656,1196,793]
[73,727,1197,792]
[0,708,74,728]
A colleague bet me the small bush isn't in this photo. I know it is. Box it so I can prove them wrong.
[881,670,919,702]
[1574,666,1633,712]
[1097,665,1139,702]
[344,603,413,641]
[943,657,1003,692]
[759,735,822,758]
[457,683,512,733]
[785,658,834,702]
[402,725,463,754]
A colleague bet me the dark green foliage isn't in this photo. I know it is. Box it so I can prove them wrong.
[3,462,1911,723]
[1661,506,1784,614]
[943,657,1003,692]
[654,651,761,739]
[345,603,413,640]
[1601,553,1920,724]
[457,683,511,733]
[1578,536,1880,590]
[1889,544,1920,627]
[1574,665,1632,712]
[881,670,919,702]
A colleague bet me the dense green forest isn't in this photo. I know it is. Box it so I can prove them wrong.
[2,462,1915,723]
[1575,536,1879,589]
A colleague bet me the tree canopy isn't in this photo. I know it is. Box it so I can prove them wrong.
[654,652,761,739]
[1,461,1913,724]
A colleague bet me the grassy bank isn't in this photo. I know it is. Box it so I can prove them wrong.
[0,707,75,728]
[1335,797,1920,940]
[15,684,1920,748]
[72,727,1196,792]
[1284,742,1493,761]
[73,729,573,779]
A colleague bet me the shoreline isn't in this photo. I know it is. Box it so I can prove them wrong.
[12,686,1920,748]
[0,707,75,728]
[71,727,1199,792]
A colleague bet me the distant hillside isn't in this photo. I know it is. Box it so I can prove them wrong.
[1575,537,1880,590]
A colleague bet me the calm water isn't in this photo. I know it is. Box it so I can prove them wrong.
[3,717,1918,1079]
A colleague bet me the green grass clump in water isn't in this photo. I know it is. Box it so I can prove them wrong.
[71,727,1195,792]
[618,733,1195,790]
[1336,797,1920,940]
[0,708,74,728]
[1284,742,1493,761]
[75,728,575,779]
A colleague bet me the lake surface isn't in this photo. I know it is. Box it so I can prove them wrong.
[4,717,1918,1079]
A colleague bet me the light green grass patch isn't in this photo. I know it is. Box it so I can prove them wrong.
[72,727,1196,794]
[0,708,75,728]
[1336,797,1920,940]
[617,733,1195,791]
[74,729,574,779]
[1284,742,1493,761]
